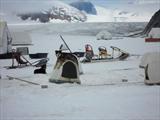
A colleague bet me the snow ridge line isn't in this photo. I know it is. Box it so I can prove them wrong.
[5,76,144,87]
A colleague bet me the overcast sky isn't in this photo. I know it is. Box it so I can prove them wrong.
[0,0,159,13]
[60,0,160,7]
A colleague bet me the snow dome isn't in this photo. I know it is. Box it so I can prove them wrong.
[96,30,112,40]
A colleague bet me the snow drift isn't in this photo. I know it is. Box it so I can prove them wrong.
[96,30,112,40]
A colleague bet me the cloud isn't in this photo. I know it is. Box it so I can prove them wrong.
[1,0,60,13]
[134,0,160,4]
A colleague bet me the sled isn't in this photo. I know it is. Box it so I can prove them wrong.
[0,53,13,59]
[4,51,49,69]
[81,46,130,63]
[29,53,48,59]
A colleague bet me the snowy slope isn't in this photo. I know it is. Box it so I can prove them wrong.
[69,0,158,22]
[86,6,114,22]
[86,5,158,22]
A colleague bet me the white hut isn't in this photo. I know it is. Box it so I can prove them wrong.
[0,21,12,54]
[148,28,160,38]
[145,28,160,42]
[139,52,160,85]
[49,51,81,84]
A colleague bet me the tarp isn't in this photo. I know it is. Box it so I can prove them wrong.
[11,31,32,46]
[0,21,6,47]
[0,21,12,54]
[0,20,32,54]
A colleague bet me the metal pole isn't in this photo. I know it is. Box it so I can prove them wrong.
[60,35,72,53]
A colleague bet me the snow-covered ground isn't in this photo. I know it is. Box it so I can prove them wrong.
[0,23,160,120]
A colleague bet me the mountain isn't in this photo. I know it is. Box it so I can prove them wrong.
[86,6,114,22]
[0,0,87,23]
[142,9,160,35]
[17,1,87,23]
[85,1,159,22]
[1,0,159,23]
[86,5,155,22]
[70,1,97,15]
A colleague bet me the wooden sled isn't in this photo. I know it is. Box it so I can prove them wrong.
[5,52,49,69]
[82,46,129,63]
